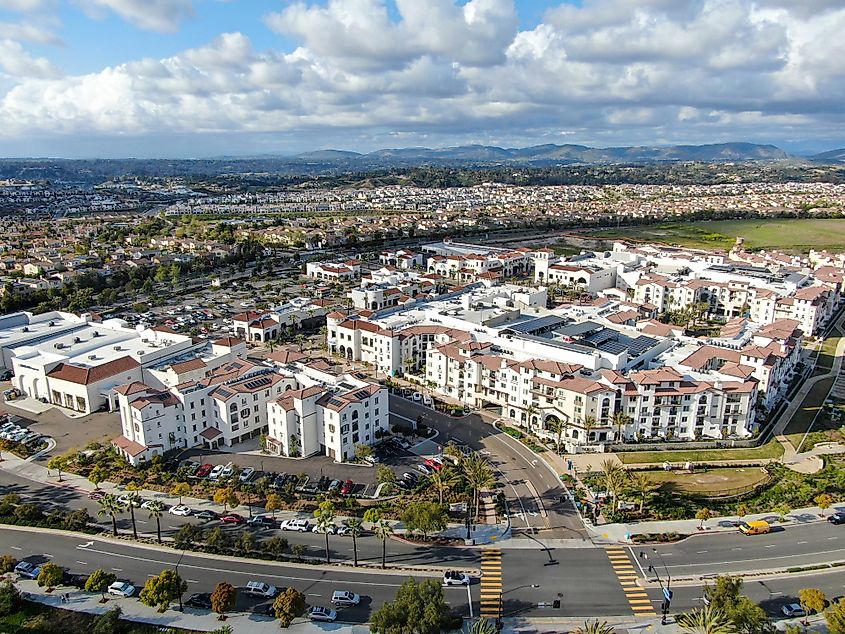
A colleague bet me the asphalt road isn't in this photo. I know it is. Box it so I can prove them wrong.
[390,396,584,539]
[647,519,845,577]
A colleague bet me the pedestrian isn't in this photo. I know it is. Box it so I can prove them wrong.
[60,594,66,604]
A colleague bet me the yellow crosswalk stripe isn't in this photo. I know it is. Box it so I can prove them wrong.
[604,546,658,616]
[480,550,503,620]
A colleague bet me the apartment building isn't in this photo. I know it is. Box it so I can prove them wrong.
[306,260,361,282]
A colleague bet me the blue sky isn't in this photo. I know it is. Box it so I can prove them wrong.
[0,0,842,158]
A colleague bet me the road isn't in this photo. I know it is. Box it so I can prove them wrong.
[390,395,585,539]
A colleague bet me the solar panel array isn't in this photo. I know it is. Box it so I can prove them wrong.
[242,376,273,391]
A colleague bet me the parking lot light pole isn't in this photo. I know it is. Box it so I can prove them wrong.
[640,550,671,624]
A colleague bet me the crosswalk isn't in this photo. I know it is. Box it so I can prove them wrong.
[480,548,503,620]
[605,546,656,616]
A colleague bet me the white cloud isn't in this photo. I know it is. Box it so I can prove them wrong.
[76,0,194,33]
[0,0,844,153]
[0,21,62,45]
[0,0,49,11]
[0,38,58,77]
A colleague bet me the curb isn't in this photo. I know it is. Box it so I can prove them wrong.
[638,558,845,587]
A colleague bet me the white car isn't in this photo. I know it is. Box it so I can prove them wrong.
[781,603,807,618]
[308,607,337,622]
[169,504,192,516]
[239,467,255,482]
[312,523,337,535]
[422,395,433,406]
[208,465,224,480]
[412,392,422,402]
[108,581,136,598]
[117,494,143,508]
[140,499,164,510]
[416,464,434,476]
[331,590,361,606]
[443,571,470,586]
[280,518,310,532]
[245,581,278,598]
[221,462,235,478]
[335,525,355,536]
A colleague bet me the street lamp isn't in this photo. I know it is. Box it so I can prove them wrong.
[174,548,187,612]
[640,550,672,625]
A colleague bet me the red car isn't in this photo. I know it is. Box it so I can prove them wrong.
[220,513,245,525]
[340,480,354,495]
[424,458,443,471]
[195,463,213,478]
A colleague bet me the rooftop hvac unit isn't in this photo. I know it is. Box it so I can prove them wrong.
[113,345,122,351]
[54,342,65,349]
[73,337,81,343]
[88,354,97,360]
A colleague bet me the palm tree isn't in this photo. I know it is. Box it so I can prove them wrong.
[629,472,659,513]
[373,519,393,569]
[470,619,499,634]
[573,620,616,634]
[316,509,335,564]
[676,605,737,634]
[98,494,125,537]
[546,416,568,454]
[600,460,627,510]
[611,411,631,444]
[524,404,540,434]
[147,500,165,543]
[462,455,496,521]
[430,468,460,505]
[582,416,597,444]
[125,490,142,539]
[344,518,364,567]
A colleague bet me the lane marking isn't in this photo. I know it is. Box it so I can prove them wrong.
[9,546,20,551]
[75,561,87,565]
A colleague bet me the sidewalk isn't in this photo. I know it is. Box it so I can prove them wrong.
[13,578,370,633]
[588,502,844,543]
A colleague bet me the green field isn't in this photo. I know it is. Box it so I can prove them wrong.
[618,439,785,464]
[581,218,845,253]
[783,376,836,449]
[642,467,769,495]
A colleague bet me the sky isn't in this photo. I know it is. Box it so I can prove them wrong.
[0,0,843,158]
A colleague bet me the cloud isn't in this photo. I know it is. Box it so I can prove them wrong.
[0,37,58,77]
[76,0,194,33]
[0,0,844,154]
[0,21,63,45]
[0,0,48,11]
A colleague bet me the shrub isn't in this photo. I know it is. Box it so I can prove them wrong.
[0,555,16,574]
[0,581,21,617]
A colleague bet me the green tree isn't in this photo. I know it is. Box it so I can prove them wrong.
[826,598,845,634]
[601,459,627,509]
[273,586,307,628]
[290,543,307,561]
[611,411,631,443]
[265,493,284,519]
[170,482,192,505]
[174,523,202,550]
[462,454,495,521]
[36,562,63,589]
[85,568,117,601]
[470,619,500,634]
[696,507,713,530]
[147,500,166,543]
[376,465,396,486]
[401,501,447,539]
[92,606,122,634]
[0,555,17,574]
[88,466,107,489]
[0,581,20,617]
[573,620,616,634]
[139,569,188,612]
[814,493,834,515]
[799,588,826,623]
[429,468,460,505]
[365,509,393,569]
[703,576,771,634]
[263,536,288,558]
[205,527,232,551]
[677,605,737,634]
[47,454,70,482]
[313,500,336,564]
[355,443,373,460]
[370,578,453,634]
[213,487,239,513]
[582,415,598,443]
[344,517,364,567]
[97,494,124,536]
[629,472,659,513]
[524,404,540,434]
[773,503,791,523]
[124,489,142,540]
[211,582,237,620]
[235,531,256,555]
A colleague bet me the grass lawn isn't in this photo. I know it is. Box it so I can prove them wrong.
[580,218,845,253]
[816,330,842,370]
[617,439,785,464]
[783,376,836,448]
[0,600,199,633]
[642,467,769,495]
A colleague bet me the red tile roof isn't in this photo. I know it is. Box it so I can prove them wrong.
[47,355,141,385]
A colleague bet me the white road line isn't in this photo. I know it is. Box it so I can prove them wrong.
[9,546,20,551]
[731,547,742,551]
[307,593,321,597]
[187,580,199,584]
[628,546,649,579]
[663,545,845,569]
[696,551,708,554]
[764,544,776,548]
[830,536,839,540]
[75,561,87,565]
[111,568,123,572]
[797,541,808,545]
[466,584,474,620]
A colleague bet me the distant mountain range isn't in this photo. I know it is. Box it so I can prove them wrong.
[810,148,845,164]
[293,142,793,165]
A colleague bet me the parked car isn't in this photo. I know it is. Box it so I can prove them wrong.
[14,561,41,579]
[395,437,411,449]
[328,479,342,492]
[195,464,213,478]
[308,607,337,622]
[247,514,277,528]
[182,461,201,476]
[62,572,88,589]
[829,512,845,525]
[253,602,277,616]
[412,392,422,402]
[443,571,470,586]
[312,523,337,535]
[781,603,807,617]
[140,499,163,510]
[208,465,224,480]
[169,504,193,516]
[221,463,235,478]
[194,509,219,521]
[340,480,354,495]
[395,479,411,491]
[422,395,433,406]
[316,476,331,491]
[220,513,245,525]
[423,458,443,471]
[335,524,356,536]
[108,581,136,598]
[416,464,434,476]
[117,494,143,508]
[239,467,255,482]
[331,590,361,606]
[402,472,419,483]
[363,454,380,464]
[185,593,212,609]
[280,518,310,532]
[245,581,278,598]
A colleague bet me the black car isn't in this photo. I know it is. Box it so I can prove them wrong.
[247,515,278,529]
[186,593,212,609]
[273,473,288,489]
[62,572,88,589]
[829,512,845,525]
[253,593,285,617]
[195,510,219,521]
[317,476,331,491]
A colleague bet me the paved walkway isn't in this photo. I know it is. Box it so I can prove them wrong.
[587,502,843,543]
[13,578,370,633]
